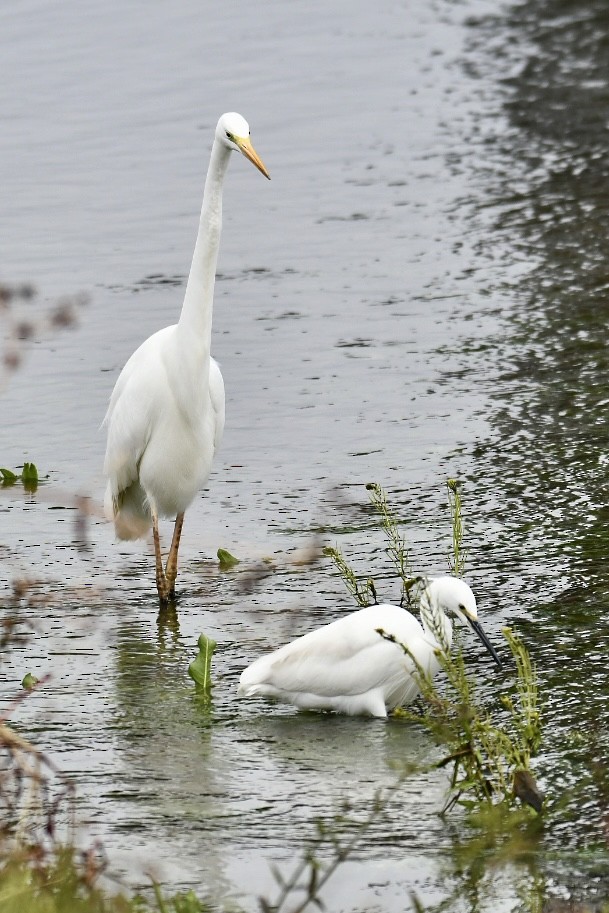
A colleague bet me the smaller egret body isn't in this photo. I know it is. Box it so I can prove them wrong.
[238,577,501,718]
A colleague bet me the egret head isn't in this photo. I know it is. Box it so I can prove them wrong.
[424,576,501,667]
[216,112,270,179]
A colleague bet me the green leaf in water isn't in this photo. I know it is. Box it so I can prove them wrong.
[21,462,38,482]
[22,462,39,492]
[0,462,39,491]
[188,632,217,692]
[217,547,240,571]
[21,673,39,690]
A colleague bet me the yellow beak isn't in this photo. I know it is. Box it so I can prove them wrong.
[235,136,271,180]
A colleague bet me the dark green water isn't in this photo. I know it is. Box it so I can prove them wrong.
[444,0,609,901]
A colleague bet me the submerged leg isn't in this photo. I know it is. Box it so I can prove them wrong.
[164,512,185,599]
[152,509,170,603]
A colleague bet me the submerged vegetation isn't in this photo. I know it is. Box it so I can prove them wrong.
[325,480,542,813]
[259,482,550,912]
[188,632,217,694]
[3,475,608,912]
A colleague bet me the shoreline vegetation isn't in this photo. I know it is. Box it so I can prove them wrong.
[2,480,551,913]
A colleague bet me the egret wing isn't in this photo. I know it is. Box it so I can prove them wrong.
[209,357,225,453]
[103,328,173,500]
[241,605,425,700]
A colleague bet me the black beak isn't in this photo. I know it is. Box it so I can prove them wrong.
[468,618,502,667]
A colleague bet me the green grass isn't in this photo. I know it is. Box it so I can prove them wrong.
[0,845,210,913]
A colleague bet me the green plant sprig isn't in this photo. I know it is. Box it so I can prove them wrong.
[365,482,419,604]
[325,481,543,816]
[392,625,542,813]
[447,478,466,577]
[261,778,406,913]
[322,545,375,607]
[1,462,39,492]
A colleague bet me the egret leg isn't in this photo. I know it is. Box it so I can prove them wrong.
[164,512,185,599]
[152,509,170,602]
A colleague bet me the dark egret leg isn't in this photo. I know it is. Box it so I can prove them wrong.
[164,512,185,599]
[152,509,170,602]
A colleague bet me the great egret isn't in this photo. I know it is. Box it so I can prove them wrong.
[103,113,270,603]
[238,577,501,718]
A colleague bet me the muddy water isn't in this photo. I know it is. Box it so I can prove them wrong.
[2,0,609,909]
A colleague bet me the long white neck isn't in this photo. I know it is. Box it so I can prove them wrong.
[177,138,231,355]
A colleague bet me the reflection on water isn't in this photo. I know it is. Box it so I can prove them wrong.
[441,0,609,901]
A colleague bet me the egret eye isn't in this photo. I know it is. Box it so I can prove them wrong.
[225,131,233,141]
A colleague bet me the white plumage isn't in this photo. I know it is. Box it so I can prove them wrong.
[103,113,269,602]
[238,577,501,718]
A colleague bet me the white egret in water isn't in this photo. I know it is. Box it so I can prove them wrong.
[103,113,270,603]
[238,577,501,718]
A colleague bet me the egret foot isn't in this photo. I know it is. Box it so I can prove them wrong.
[156,574,172,604]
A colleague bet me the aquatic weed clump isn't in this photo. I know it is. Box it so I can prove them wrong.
[323,481,422,609]
[325,480,543,815]
[397,622,543,814]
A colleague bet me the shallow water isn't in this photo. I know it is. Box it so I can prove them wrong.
[2,0,609,909]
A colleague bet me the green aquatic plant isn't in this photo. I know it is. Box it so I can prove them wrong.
[365,481,420,603]
[324,481,419,608]
[327,481,543,813]
[446,478,466,577]
[394,624,542,813]
[216,547,239,571]
[0,462,39,492]
[20,672,39,690]
[322,544,375,607]
[326,480,465,609]
[187,633,217,693]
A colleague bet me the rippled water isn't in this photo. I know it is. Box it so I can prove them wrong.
[2,0,609,909]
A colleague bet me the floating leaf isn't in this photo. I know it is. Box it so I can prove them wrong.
[0,463,40,491]
[22,462,39,492]
[188,632,217,692]
[22,673,39,690]
[217,547,240,571]
[21,462,38,482]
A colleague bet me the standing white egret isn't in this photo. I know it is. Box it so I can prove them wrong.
[103,113,270,603]
[238,577,501,718]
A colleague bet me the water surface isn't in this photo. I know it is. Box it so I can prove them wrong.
[2,0,609,909]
